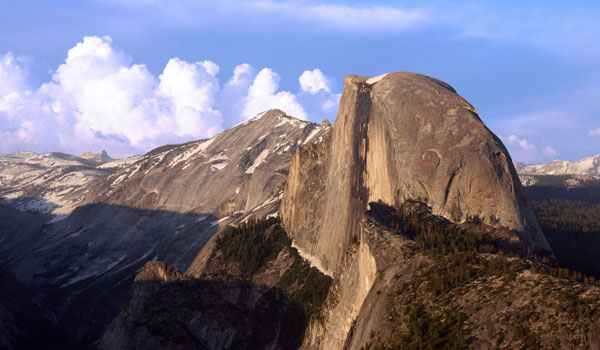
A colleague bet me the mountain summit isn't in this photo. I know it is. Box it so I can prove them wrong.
[282,72,552,277]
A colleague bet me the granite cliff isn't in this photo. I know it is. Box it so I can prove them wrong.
[280,72,553,348]
[282,72,550,277]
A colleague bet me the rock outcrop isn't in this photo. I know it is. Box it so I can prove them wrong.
[280,72,553,348]
[282,72,551,277]
[100,220,332,350]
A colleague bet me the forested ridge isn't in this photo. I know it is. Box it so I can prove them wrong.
[358,201,600,350]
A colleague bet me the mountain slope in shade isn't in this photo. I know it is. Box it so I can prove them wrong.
[0,109,330,346]
[0,267,59,350]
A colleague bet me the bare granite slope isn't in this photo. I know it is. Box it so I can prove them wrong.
[282,72,551,278]
[280,72,553,349]
[0,110,329,346]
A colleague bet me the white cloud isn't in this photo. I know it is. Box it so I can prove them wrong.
[431,3,600,59]
[98,0,429,33]
[243,68,307,120]
[501,134,562,164]
[0,52,30,97]
[229,63,253,86]
[157,58,223,138]
[299,69,330,94]
[0,36,340,156]
[217,63,255,127]
[247,2,428,33]
[590,128,600,136]
[507,134,536,152]
[96,1,600,60]
[543,145,558,157]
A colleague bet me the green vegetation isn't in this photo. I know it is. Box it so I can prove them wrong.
[366,200,600,349]
[216,217,288,276]
[279,247,332,321]
[215,217,332,328]
[530,199,600,277]
[532,199,600,233]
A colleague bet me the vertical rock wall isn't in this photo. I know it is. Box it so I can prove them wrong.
[282,72,552,277]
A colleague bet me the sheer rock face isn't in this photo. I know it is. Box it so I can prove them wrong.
[282,72,551,276]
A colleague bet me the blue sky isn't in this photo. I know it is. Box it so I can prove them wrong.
[1,0,599,162]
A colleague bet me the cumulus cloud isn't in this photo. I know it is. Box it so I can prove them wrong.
[299,69,330,94]
[501,134,561,164]
[0,36,339,156]
[590,128,600,136]
[506,134,536,152]
[243,68,307,120]
[0,52,30,97]
[543,145,558,157]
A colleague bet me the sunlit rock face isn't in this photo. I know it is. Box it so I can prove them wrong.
[282,72,551,277]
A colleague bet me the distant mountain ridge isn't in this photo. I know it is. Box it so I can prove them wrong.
[0,151,139,217]
[516,154,600,176]
[0,110,330,347]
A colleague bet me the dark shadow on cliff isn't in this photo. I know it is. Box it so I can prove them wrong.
[104,278,306,350]
[100,218,333,350]
[368,200,600,285]
[0,199,221,349]
[366,201,552,260]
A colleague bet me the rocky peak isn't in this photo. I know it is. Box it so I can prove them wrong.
[282,72,552,276]
[83,108,330,216]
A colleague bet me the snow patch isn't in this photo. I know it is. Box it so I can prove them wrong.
[98,156,140,169]
[245,149,270,174]
[366,73,388,85]
[302,127,322,144]
[208,153,229,163]
[167,138,215,168]
[196,214,209,222]
[251,192,284,213]
[291,241,333,277]
[67,229,84,238]
[211,162,228,170]
[111,173,128,186]
[46,214,68,224]
[210,216,229,227]
[274,118,300,128]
